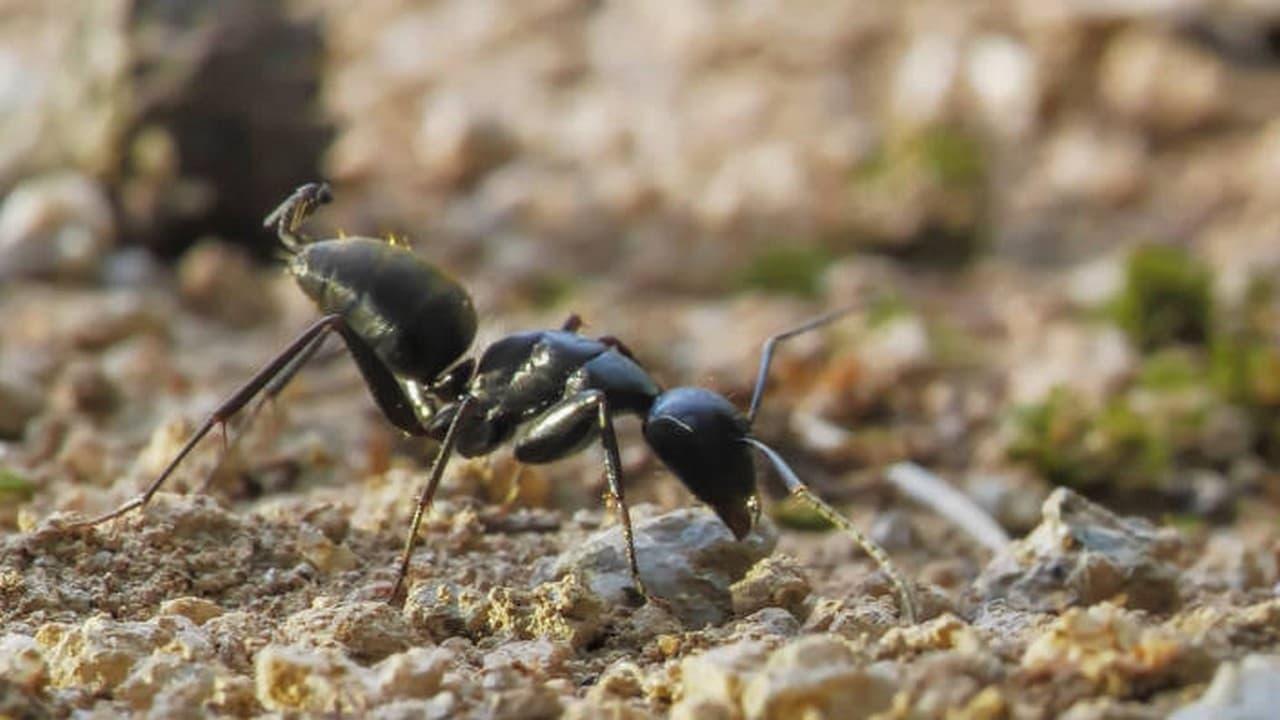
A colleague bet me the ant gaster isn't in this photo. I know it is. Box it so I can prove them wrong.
[68,182,918,624]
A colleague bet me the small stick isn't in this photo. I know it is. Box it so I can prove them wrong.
[886,462,1010,554]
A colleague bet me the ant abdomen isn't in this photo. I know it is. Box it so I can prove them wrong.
[289,238,476,383]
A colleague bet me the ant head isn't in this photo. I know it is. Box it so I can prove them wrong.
[643,387,759,539]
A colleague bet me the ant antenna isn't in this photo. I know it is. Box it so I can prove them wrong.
[742,436,918,624]
[264,182,333,253]
[747,306,857,426]
[741,307,917,623]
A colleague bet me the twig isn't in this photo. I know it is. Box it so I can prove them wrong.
[886,461,1011,553]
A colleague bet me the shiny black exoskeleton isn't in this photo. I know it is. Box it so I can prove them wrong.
[401,306,916,621]
[71,182,917,624]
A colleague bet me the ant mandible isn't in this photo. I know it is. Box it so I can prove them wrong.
[67,182,918,624]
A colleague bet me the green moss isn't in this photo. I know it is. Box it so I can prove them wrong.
[525,274,577,310]
[1112,245,1213,352]
[1092,400,1173,487]
[0,467,33,504]
[917,127,985,189]
[866,291,911,329]
[1164,512,1207,533]
[1210,276,1280,407]
[849,125,988,267]
[856,126,986,190]
[736,245,834,298]
[1137,348,1204,391]
[1007,388,1172,491]
[1006,388,1095,488]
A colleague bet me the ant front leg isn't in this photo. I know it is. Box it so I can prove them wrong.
[514,390,648,604]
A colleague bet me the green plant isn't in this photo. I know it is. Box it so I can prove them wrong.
[1112,245,1213,352]
[1007,388,1172,491]
[736,245,834,298]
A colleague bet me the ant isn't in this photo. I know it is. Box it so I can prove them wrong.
[67,182,918,624]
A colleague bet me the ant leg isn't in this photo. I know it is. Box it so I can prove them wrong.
[334,323,427,436]
[594,396,647,602]
[513,390,647,602]
[196,332,333,495]
[561,313,584,333]
[391,395,475,604]
[743,436,918,624]
[64,315,346,529]
[595,335,640,363]
[746,306,856,426]
[252,333,330,418]
[69,314,430,529]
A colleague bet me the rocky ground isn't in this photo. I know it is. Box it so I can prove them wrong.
[4,0,1280,718]
[1,242,1279,718]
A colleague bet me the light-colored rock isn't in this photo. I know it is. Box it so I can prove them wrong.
[0,634,46,691]
[177,240,276,328]
[0,375,42,440]
[254,644,368,714]
[976,488,1184,612]
[370,647,454,703]
[482,638,572,679]
[893,32,961,126]
[215,642,453,716]
[0,172,114,281]
[1040,123,1147,206]
[295,523,359,574]
[678,639,771,711]
[877,614,985,657]
[282,599,412,663]
[485,573,608,649]
[1099,29,1223,134]
[36,615,175,694]
[742,636,896,720]
[50,359,119,418]
[403,580,493,642]
[1007,324,1136,405]
[543,507,777,627]
[730,555,812,621]
[115,654,216,716]
[158,596,224,626]
[966,35,1039,138]
[1171,654,1280,720]
[481,665,564,720]
[1022,603,1205,698]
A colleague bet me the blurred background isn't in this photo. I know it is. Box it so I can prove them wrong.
[3,0,1280,529]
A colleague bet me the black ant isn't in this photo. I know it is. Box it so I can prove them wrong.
[67,182,918,624]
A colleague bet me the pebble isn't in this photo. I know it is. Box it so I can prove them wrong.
[0,634,46,691]
[976,488,1184,613]
[0,172,114,281]
[1171,654,1280,720]
[730,555,813,621]
[742,636,897,720]
[0,374,42,440]
[177,239,277,328]
[282,600,412,663]
[542,507,778,627]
